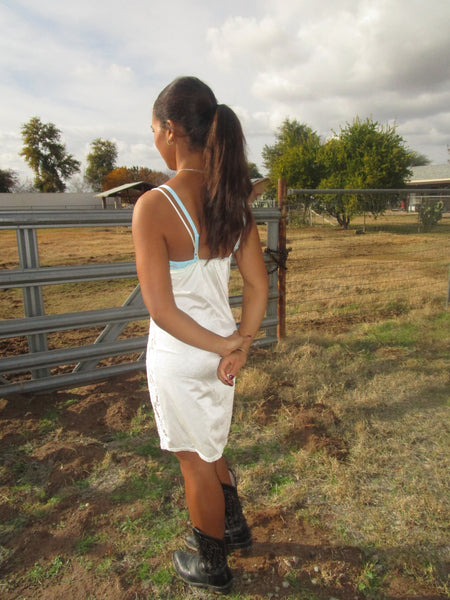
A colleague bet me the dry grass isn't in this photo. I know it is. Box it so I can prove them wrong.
[0,215,449,598]
[230,308,449,596]
[285,214,450,332]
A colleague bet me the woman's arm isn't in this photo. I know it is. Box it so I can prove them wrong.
[234,217,269,348]
[217,217,269,384]
[132,191,242,356]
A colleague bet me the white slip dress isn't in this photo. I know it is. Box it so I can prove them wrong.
[146,184,237,463]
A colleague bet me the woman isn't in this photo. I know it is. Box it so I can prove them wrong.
[132,76,268,593]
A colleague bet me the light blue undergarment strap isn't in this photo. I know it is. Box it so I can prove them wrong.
[158,184,199,256]
[232,212,247,253]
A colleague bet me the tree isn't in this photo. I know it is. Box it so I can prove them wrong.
[262,118,324,189]
[102,166,169,191]
[0,168,18,192]
[409,151,430,167]
[262,118,325,221]
[126,166,169,187]
[85,138,118,191]
[102,166,130,190]
[20,117,81,192]
[102,166,169,204]
[66,175,96,193]
[318,117,414,228]
[248,162,263,178]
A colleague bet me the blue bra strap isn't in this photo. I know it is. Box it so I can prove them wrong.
[159,184,199,251]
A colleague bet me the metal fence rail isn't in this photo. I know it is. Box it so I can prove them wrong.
[0,207,280,396]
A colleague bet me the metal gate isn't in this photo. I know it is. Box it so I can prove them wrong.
[0,207,280,396]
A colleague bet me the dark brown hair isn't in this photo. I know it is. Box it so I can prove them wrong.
[153,76,253,256]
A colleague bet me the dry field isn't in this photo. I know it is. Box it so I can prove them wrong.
[0,213,449,599]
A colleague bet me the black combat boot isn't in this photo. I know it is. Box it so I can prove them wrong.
[173,527,233,593]
[221,482,252,550]
[185,481,252,553]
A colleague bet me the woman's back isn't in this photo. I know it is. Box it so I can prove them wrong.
[150,173,239,263]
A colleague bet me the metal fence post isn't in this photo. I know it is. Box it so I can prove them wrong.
[277,179,287,338]
[16,227,50,379]
[447,264,450,310]
[265,216,280,343]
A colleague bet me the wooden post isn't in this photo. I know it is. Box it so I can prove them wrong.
[277,179,287,338]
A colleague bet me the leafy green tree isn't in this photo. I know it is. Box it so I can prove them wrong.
[85,138,118,191]
[20,117,81,192]
[318,117,414,228]
[0,168,18,192]
[262,118,324,189]
[408,151,430,167]
[248,162,263,178]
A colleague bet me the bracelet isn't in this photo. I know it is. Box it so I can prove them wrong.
[236,347,248,354]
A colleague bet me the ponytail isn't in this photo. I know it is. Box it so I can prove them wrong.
[153,77,253,256]
[202,104,253,257]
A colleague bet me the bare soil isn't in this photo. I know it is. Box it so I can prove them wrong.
[1,371,445,600]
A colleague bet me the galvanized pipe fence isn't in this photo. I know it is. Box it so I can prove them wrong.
[0,207,280,396]
[3,186,448,396]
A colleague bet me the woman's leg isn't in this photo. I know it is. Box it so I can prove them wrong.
[176,451,225,539]
[215,456,233,486]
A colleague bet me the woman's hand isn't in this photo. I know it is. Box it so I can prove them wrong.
[220,330,243,357]
[217,349,248,386]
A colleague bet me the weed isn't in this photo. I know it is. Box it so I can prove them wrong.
[357,561,383,595]
[0,515,29,540]
[129,403,154,435]
[269,473,297,497]
[149,566,172,586]
[38,407,60,434]
[74,479,90,490]
[58,397,79,409]
[117,514,143,533]
[95,557,113,577]
[135,442,161,458]
[0,545,13,568]
[28,556,65,584]
[284,570,302,591]
[73,534,100,555]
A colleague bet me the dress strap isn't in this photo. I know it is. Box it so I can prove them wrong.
[158,184,199,256]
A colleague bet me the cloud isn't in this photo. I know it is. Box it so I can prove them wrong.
[1,0,449,180]
[205,0,450,162]
[207,16,293,70]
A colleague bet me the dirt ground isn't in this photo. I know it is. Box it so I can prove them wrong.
[0,372,446,600]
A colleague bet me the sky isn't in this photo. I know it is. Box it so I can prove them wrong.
[1,0,449,186]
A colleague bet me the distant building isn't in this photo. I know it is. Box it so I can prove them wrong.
[406,164,450,212]
[0,182,155,211]
[0,193,107,210]
[95,181,155,208]
[250,177,271,206]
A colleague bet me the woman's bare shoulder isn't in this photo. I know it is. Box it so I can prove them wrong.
[134,186,173,219]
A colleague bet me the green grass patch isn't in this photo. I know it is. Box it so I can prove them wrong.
[28,556,66,584]
[111,472,174,504]
[360,318,420,349]
[73,534,101,555]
